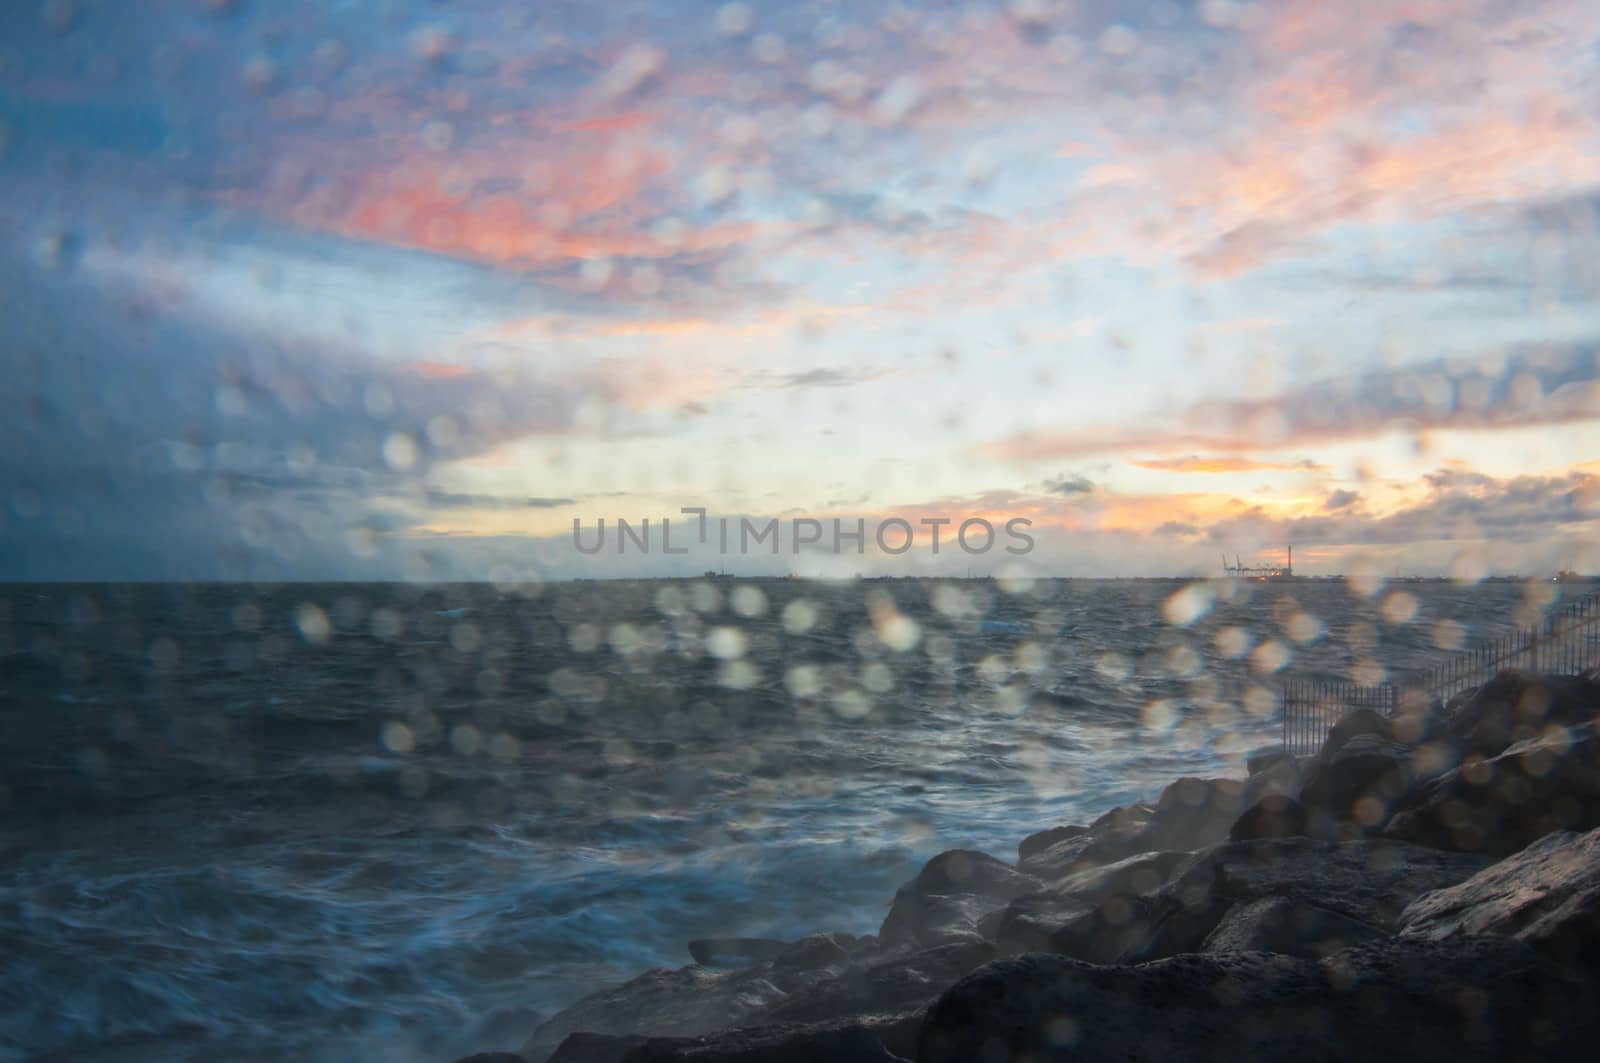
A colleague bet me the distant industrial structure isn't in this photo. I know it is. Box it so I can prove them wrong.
[1222,546,1295,581]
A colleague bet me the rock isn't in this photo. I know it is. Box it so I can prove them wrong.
[1399,827,1600,968]
[1319,707,1395,755]
[1088,801,1157,835]
[547,1034,644,1062]
[917,938,1600,1063]
[616,1011,920,1062]
[1229,795,1338,842]
[759,941,993,1028]
[1385,722,1600,856]
[453,1055,529,1063]
[521,966,787,1061]
[1019,804,1156,880]
[1142,776,1248,852]
[879,893,991,949]
[1244,753,1303,802]
[1297,732,1415,835]
[765,933,857,989]
[1246,747,1295,775]
[1018,824,1087,863]
[688,938,790,968]
[877,850,1037,947]
[1435,671,1600,759]
[1202,895,1387,958]
[995,850,1194,954]
[1043,837,1489,965]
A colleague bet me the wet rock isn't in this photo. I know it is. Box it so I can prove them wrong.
[1229,795,1334,842]
[1202,895,1387,958]
[1246,747,1295,775]
[688,938,789,968]
[1298,732,1414,834]
[1320,707,1395,755]
[1385,722,1600,856]
[995,850,1194,954]
[918,938,1600,1063]
[878,850,1037,947]
[616,1010,920,1062]
[1434,671,1600,759]
[1019,803,1155,880]
[1018,823,1087,863]
[1399,826,1600,968]
[1142,776,1249,852]
[1244,753,1303,802]
[1043,837,1489,965]
[760,941,993,1027]
[521,966,786,1061]
[765,933,857,989]
[547,1034,644,1062]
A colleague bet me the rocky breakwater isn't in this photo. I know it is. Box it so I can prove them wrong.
[454,668,1600,1063]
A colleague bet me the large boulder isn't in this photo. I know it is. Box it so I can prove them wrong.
[1385,722,1600,856]
[878,850,1037,947]
[1297,732,1415,835]
[1018,824,1087,863]
[1229,795,1339,842]
[917,938,1600,1063]
[1245,747,1295,775]
[546,1036,645,1063]
[1141,776,1248,852]
[687,938,790,968]
[1434,671,1600,759]
[1019,803,1156,880]
[613,1011,920,1062]
[521,966,786,1061]
[1042,837,1490,965]
[1201,895,1386,959]
[758,941,993,1027]
[994,850,1194,954]
[1399,827,1600,968]
[762,934,858,990]
[1319,706,1395,754]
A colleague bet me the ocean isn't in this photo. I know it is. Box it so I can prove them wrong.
[0,578,1564,1062]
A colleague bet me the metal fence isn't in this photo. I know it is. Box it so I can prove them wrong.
[1280,590,1600,755]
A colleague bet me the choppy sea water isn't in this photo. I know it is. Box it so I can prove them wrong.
[0,578,1569,1062]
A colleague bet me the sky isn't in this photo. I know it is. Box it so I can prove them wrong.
[1,0,1599,580]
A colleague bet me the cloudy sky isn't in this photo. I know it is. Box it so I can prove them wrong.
[2,0,1598,580]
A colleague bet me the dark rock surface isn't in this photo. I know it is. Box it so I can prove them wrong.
[614,1011,920,1062]
[1043,837,1489,965]
[759,941,992,1027]
[877,849,1038,947]
[1201,895,1386,958]
[1018,824,1087,863]
[1229,794,1334,841]
[995,849,1193,954]
[1297,732,1414,833]
[1018,802,1156,880]
[687,938,791,968]
[521,966,786,1061]
[918,939,1600,1063]
[1141,776,1248,852]
[1385,722,1600,856]
[1399,826,1600,968]
[1245,747,1294,775]
[1433,670,1600,758]
[546,1035,645,1063]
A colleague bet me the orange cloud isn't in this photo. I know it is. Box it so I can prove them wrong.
[411,360,472,379]
[1133,456,1329,473]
